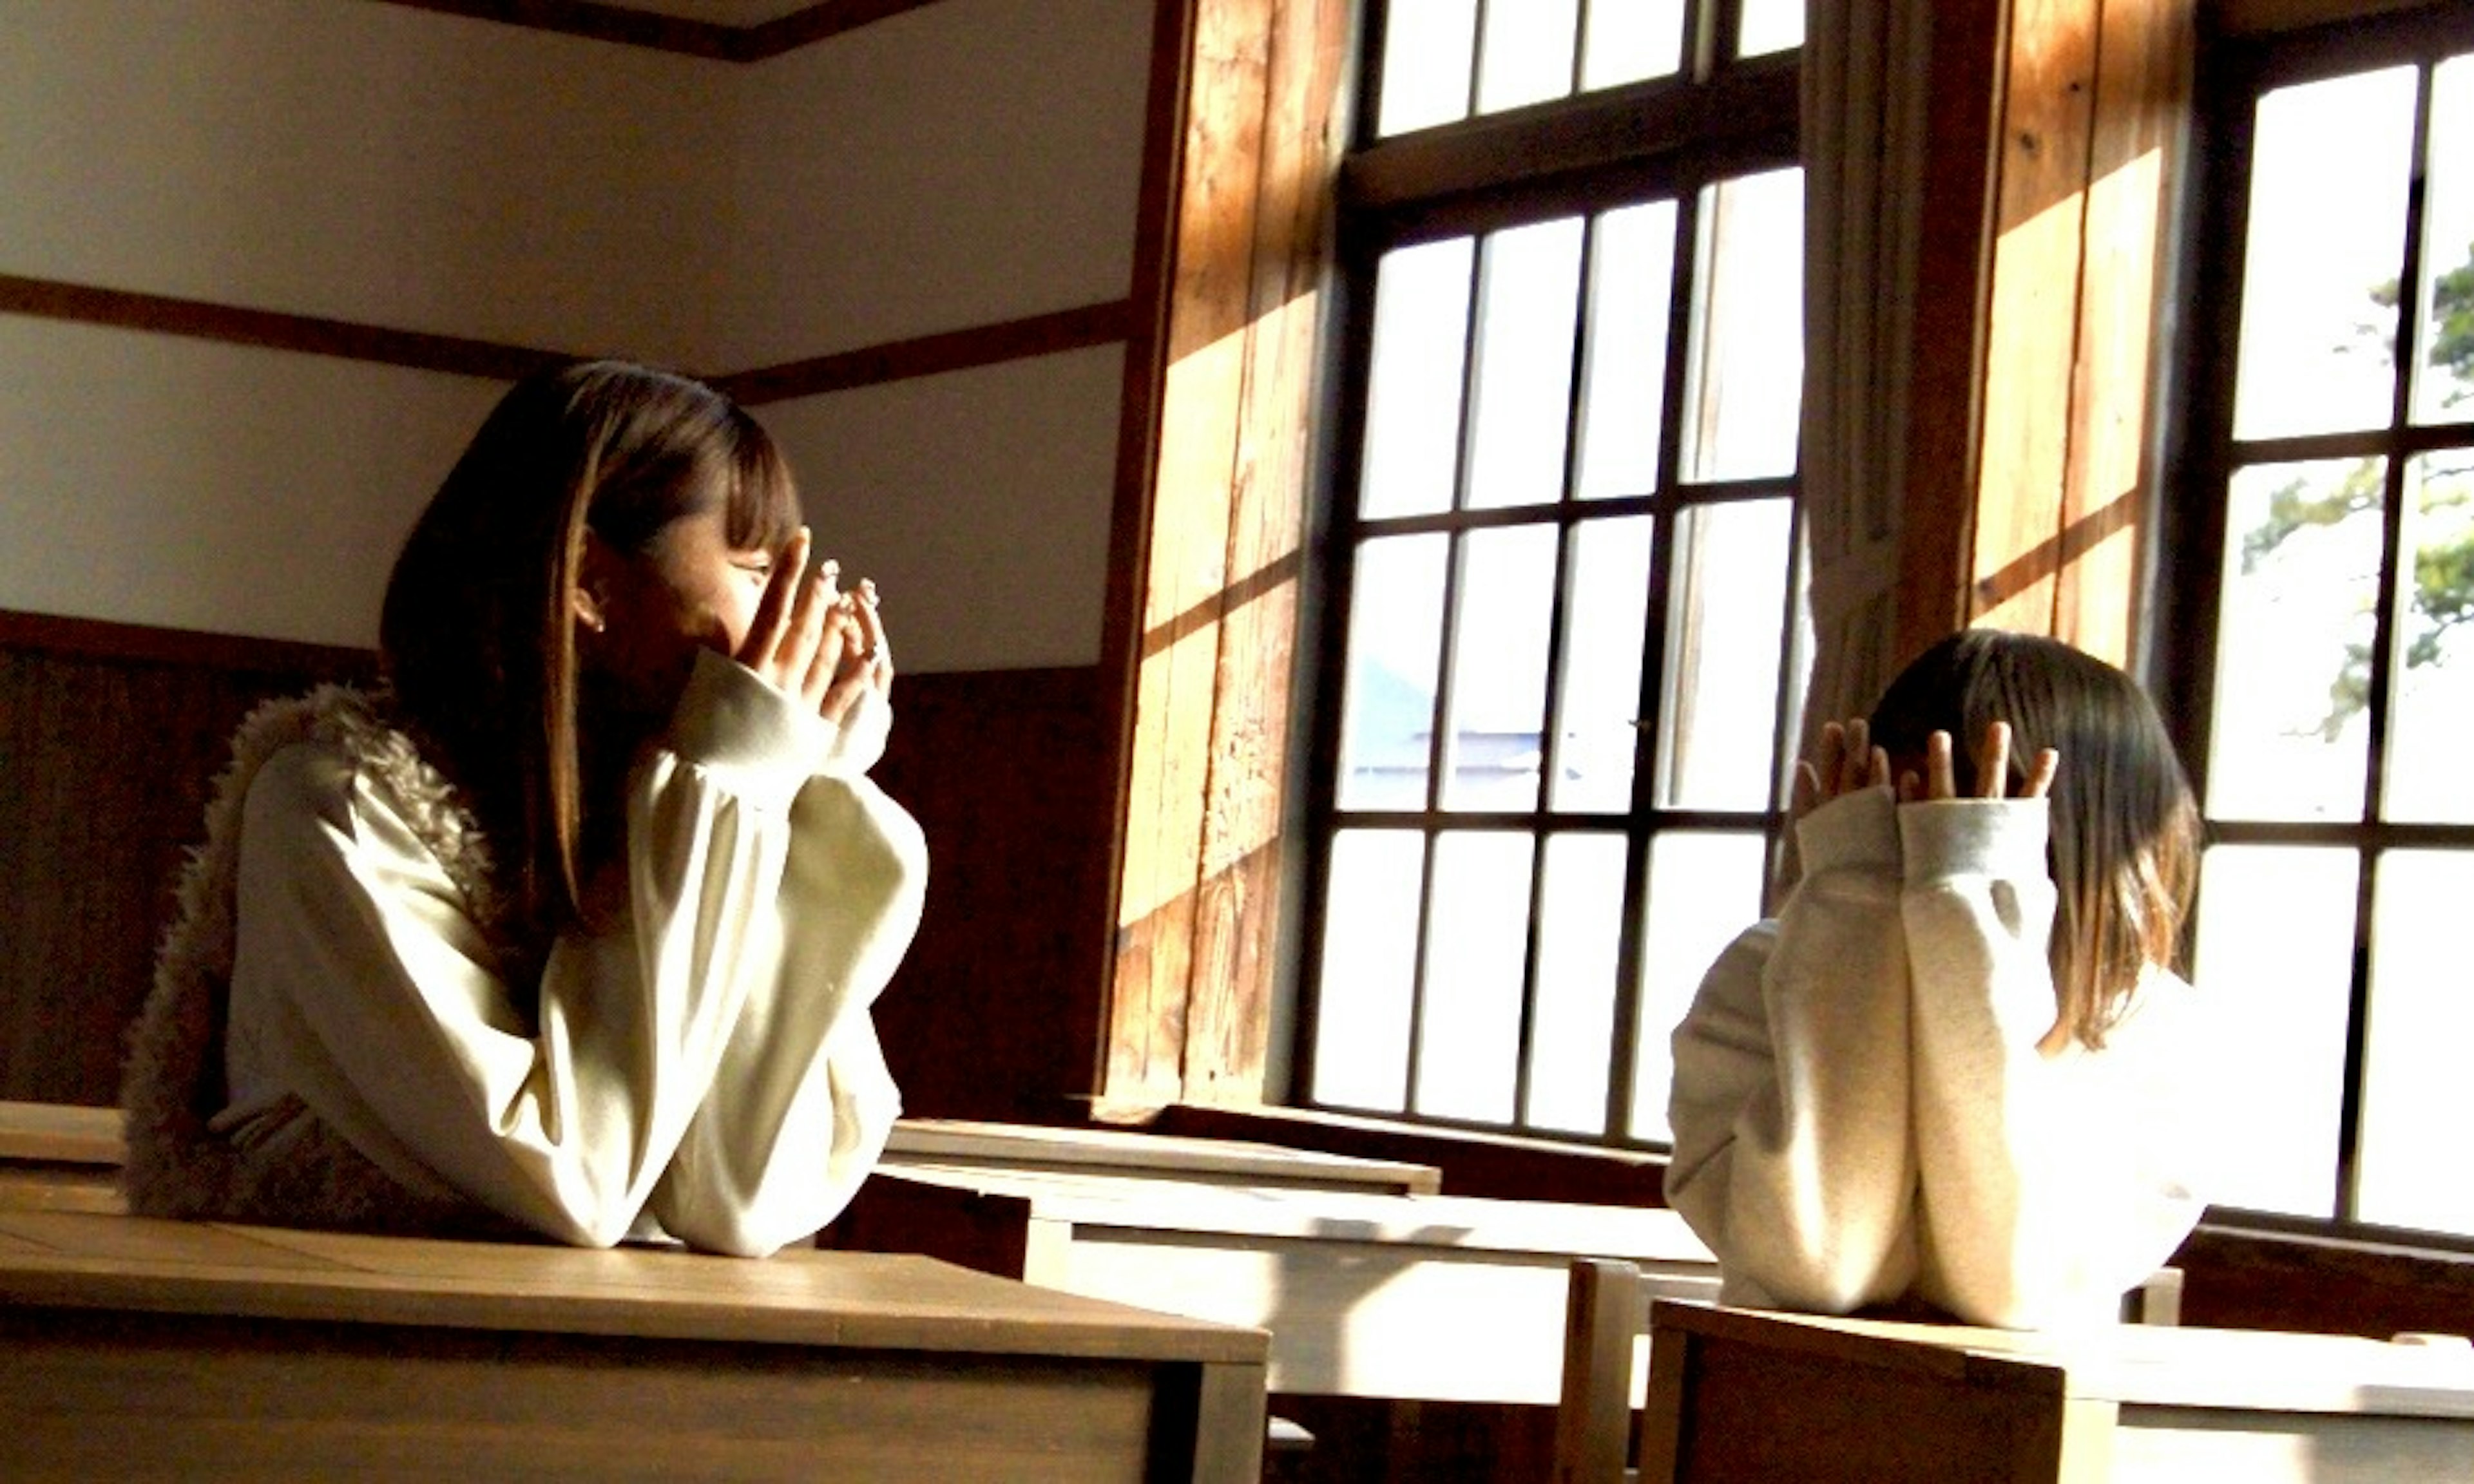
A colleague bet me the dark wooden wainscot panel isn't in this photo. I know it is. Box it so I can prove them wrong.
[0,613,374,1106]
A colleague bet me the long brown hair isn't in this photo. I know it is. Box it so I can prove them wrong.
[379,359,799,946]
[1866,629,2201,1049]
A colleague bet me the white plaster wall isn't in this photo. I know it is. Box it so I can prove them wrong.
[760,343,1126,672]
[0,0,1155,669]
[0,0,736,361]
[0,316,505,647]
[713,0,1153,366]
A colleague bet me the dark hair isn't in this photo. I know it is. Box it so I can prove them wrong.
[379,359,799,940]
[1868,629,2201,1049]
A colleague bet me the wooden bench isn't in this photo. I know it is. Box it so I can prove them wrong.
[0,1205,1269,1481]
[1569,1292,2474,1483]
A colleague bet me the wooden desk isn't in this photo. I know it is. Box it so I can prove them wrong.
[0,1099,123,1213]
[1642,1298,2474,1483]
[0,1101,1441,1213]
[829,1163,1720,1405]
[884,1117,1441,1195]
[0,1207,1269,1482]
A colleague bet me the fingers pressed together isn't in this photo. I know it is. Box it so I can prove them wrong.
[742,528,896,721]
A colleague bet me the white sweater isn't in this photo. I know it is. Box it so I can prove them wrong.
[1664,786,2212,1328]
[209,649,926,1256]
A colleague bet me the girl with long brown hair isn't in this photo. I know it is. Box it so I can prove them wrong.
[122,359,926,1254]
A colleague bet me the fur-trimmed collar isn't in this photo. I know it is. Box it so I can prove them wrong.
[119,685,526,1239]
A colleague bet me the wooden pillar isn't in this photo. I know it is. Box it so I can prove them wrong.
[1899,0,2195,671]
[1095,0,1354,1116]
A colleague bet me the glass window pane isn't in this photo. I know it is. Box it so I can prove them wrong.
[1441,524,1560,810]
[1362,238,1475,520]
[1658,498,1793,810]
[1415,831,1533,1121]
[1734,0,1803,59]
[1629,830,1770,1140]
[1337,535,1448,810]
[2359,849,2474,1234]
[1577,200,1678,501]
[2191,844,2357,1219]
[1680,168,1805,481]
[1309,830,1427,1112]
[2417,55,2474,426]
[1580,0,1685,90]
[2208,459,2383,823]
[1467,218,1586,510]
[1525,832,1629,1134]
[1376,0,1477,137]
[1549,515,1654,812]
[2234,68,2416,441]
[1476,0,1578,115]
[2383,453,2474,823]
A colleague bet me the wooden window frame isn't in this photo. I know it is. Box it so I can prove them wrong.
[1097,0,2203,1146]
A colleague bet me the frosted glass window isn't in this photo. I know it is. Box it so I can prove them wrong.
[1440,525,1559,811]
[2383,454,2474,823]
[2191,845,2357,1218]
[1524,832,1629,1134]
[1657,499,1794,810]
[2358,850,2474,1232]
[1580,0,1685,90]
[2207,460,2383,823]
[1309,830,1428,1112]
[1466,218,1586,511]
[1336,535,1448,810]
[1576,200,1678,502]
[1376,0,1478,137]
[1361,239,1475,520]
[1414,832,1535,1121]
[1549,516,1655,813]
[2414,57,2474,426]
[1680,169,1805,481]
[1629,830,1769,1140]
[1734,0,1803,59]
[2234,68,2416,441]
[1476,0,1578,115]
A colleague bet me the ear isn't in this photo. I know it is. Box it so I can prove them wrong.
[571,533,617,634]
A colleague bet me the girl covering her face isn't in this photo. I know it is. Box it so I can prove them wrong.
[1665,629,2214,1329]
[122,360,925,1255]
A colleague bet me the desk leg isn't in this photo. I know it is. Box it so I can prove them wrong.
[1154,1358,1267,1484]
[1636,1326,1692,1484]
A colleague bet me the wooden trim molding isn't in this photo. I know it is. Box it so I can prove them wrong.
[0,608,374,676]
[0,272,1132,403]
[711,301,1133,405]
[0,274,568,384]
[2209,0,2438,36]
[368,0,948,61]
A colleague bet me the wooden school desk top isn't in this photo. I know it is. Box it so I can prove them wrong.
[0,1207,1270,1483]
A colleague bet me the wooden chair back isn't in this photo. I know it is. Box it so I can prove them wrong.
[1550,1258,2186,1484]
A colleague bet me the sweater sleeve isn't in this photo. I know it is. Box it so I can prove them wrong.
[1898,799,2207,1327]
[222,650,834,1248]
[1664,786,1919,1313]
[647,681,928,1255]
